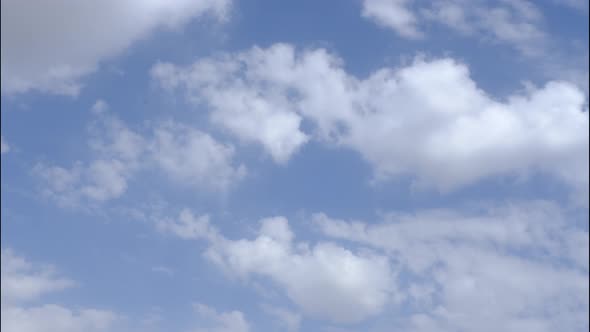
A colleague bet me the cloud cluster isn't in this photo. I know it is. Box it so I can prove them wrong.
[158,211,397,324]
[35,101,245,207]
[1,0,231,95]
[313,201,589,331]
[362,0,546,55]
[2,248,249,332]
[1,249,118,332]
[153,44,589,199]
[158,201,589,329]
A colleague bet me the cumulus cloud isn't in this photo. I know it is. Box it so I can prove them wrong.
[153,44,589,199]
[313,201,589,331]
[159,213,396,324]
[150,122,246,190]
[151,57,309,163]
[35,101,245,208]
[1,248,118,332]
[0,0,231,95]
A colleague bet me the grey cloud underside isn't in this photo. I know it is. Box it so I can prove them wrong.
[0,0,231,95]
[152,43,589,199]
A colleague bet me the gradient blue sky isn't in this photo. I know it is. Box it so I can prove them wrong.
[1,1,589,331]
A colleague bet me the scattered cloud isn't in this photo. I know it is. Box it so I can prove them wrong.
[1,248,118,332]
[160,213,397,324]
[362,0,423,39]
[192,303,250,332]
[150,122,246,191]
[34,101,245,208]
[156,209,216,241]
[361,0,546,55]
[313,201,589,331]
[1,248,75,303]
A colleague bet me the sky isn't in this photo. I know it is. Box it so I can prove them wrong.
[0,0,588,331]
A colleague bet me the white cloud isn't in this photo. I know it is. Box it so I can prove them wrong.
[162,213,396,324]
[35,102,245,207]
[0,0,231,95]
[156,209,217,241]
[151,55,309,163]
[1,248,74,304]
[362,0,546,55]
[153,44,589,199]
[362,0,422,38]
[0,248,118,332]
[1,135,9,154]
[313,201,589,331]
[34,159,132,207]
[192,303,250,332]
[150,122,246,191]
[1,305,118,332]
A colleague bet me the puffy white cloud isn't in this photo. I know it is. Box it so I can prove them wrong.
[0,249,118,332]
[150,122,246,190]
[1,135,9,154]
[361,0,546,55]
[161,213,396,324]
[313,201,589,331]
[192,304,250,332]
[0,0,231,95]
[153,44,589,198]
[35,101,245,207]
[151,54,309,163]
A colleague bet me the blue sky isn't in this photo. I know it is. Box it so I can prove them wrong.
[1,1,589,331]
